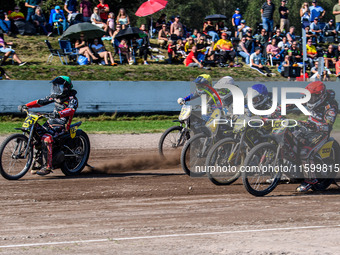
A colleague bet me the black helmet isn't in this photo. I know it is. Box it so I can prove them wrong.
[50,76,73,97]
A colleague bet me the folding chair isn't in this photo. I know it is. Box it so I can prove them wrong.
[58,39,80,63]
[45,40,68,65]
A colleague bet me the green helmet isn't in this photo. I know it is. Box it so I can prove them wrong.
[50,76,73,97]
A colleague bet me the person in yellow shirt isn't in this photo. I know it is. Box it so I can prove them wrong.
[213,32,236,66]
[8,7,25,21]
[184,37,195,53]
[306,39,317,67]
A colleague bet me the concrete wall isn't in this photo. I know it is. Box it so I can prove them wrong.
[1,80,339,113]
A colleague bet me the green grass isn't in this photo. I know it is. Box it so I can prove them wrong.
[2,35,287,81]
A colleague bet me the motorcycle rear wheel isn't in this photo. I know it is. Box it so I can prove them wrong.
[61,130,90,176]
[0,134,33,180]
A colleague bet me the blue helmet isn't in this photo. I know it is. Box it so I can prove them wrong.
[248,84,269,108]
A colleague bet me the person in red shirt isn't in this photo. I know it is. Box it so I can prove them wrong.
[97,0,109,22]
[184,45,203,68]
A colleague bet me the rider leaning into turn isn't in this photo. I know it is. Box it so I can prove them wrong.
[177,74,234,113]
[18,76,78,176]
[295,81,338,192]
[248,82,338,192]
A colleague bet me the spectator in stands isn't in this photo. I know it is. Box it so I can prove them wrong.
[167,40,176,64]
[300,2,310,28]
[0,12,12,36]
[250,47,271,76]
[8,6,25,21]
[272,29,283,43]
[237,37,250,64]
[261,0,275,36]
[324,45,336,69]
[309,0,325,22]
[286,26,296,44]
[97,0,109,23]
[116,8,130,28]
[278,36,290,53]
[25,0,41,22]
[232,8,242,37]
[282,54,292,80]
[310,17,323,43]
[176,39,186,57]
[216,20,226,34]
[255,28,269,50]
[111,24,121,54]
[32,7,52,36]
[295,68,309,81]
[80,0,92,22]
[119,38,133,65]
[91,7,108,32]
[306,38,317,66]
[107,12,115,37]
[310,61,331,81]
[333,0,340,32]
[336,43,340,59]
[335,55,340,81]
[0,35,26,66]
[52,6,68,32]
[237,20,250,39]
[170,16,184,40]
[279,0,289,33]
[64,0,79,22]
[184,45,203,68]
[75,33,98,62]
[288,41,302,64]
[196,36,207,53]
[203,19,219,43]
[266,38,282,64]
[184,37,195,53]
[158,24,169,48]
[214,32,236,67]
[305,26,317,42]
[191,29,198,40]
[323,19,336,39]
[155,13,167,32]
[91,38,115,65]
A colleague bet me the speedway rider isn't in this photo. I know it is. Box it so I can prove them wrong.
[248,82,338,192]
[18,76,78,176]
[177,74,234,114]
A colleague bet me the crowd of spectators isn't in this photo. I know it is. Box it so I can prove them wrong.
[1,0,340,79]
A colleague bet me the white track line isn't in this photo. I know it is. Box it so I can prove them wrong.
[1,225,340,249]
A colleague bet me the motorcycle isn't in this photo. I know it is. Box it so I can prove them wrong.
[0,110,90,180]
[205,117,272,185]
[242,120,340,196]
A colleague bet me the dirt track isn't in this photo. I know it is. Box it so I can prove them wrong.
[0,133,340,254]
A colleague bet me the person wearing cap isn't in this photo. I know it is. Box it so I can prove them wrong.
[52,6,68,32]
[232,8,242,37]
[213,33,236,67]
[170,15,184,40]
[203,19,219,43]
[261,0,275,36]
[8,6,25,21]
[309,0,325,22]
[310,17,323,43]
[333,0,340,32]
[323,19,336,39]
[279,0,289,33]
[237,19,249,39]
[250,47,272,77]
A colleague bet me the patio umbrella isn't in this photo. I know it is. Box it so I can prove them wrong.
[60,23,106,40]
[135,0,168,37]
[204,14,227,21]
[115,27,147,41]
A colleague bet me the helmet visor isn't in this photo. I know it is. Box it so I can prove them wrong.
[309,93,320,104]
[51,84,64,96]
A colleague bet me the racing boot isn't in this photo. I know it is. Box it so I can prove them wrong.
[36,166,53,176]
[296,179,318,192]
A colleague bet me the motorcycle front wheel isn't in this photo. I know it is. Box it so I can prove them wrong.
[0,134,33,180]
[61,130,90,176]
[158,125,189,159]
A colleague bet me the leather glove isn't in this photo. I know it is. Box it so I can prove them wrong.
[18,105,28,113]
[177,97,185,105]
[49,111,60,119]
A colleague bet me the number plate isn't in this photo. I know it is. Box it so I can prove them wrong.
[22,114,39,129]
[70,126,78,139]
